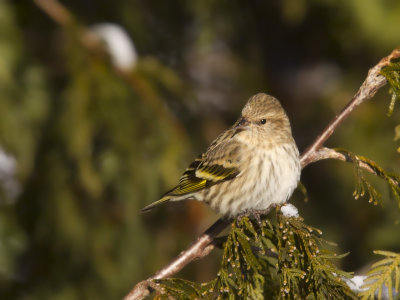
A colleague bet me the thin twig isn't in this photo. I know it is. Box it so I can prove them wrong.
[305,147,374,173]
[125,48,400,300]
[34,0,72,26]
[309,147,399,187]
[301,48,400,167]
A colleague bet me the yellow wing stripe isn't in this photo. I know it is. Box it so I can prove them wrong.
[196,164,238,181]
[162,163,239,198]
[176,179,207,194]
[196,169,229,181]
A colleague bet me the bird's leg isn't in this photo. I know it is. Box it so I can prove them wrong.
[236,206,274,231]
[251,205,275,231]
[252,211,264,231]
[236,210,251,222]
[235,210,264,231]
[252,205,275,217]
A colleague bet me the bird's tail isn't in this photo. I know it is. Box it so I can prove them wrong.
[141,196,172,212]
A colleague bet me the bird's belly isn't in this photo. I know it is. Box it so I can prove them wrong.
[204,145,300,216]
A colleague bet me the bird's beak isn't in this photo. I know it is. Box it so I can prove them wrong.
[232,117,249,137]
[234,117,248,129]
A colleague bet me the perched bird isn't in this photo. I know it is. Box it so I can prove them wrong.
[142,93,301,216]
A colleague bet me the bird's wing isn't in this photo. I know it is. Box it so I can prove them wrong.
[163,152,240,198]
[165,130,244,198]
[141,132,242,212]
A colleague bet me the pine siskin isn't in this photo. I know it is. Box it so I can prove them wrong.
[142,93,301,216]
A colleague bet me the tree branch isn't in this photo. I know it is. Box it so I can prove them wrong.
[34,0,72,26]
[125,48,400,300]
[300,48,399,167]
[309,147,399,187]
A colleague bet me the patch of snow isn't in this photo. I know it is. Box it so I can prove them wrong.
[0,148,20,200]
[280,204,299,218]
[344,275,367,293]
[91,23,138,70]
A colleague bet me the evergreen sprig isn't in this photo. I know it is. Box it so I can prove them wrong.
[275,211,355,300]
[380,57,400,117]
[359,250,400,300]
[155,208,356,299]
[336,149,400,208]
[153,278,215,299]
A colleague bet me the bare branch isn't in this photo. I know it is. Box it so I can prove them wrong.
[301,47,400,168]
[305,147,376,173]
[309,147,399,187]
[34,0,73,26]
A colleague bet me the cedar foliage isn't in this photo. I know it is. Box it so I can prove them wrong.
[156,212,356,299]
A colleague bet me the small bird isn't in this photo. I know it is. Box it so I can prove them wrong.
[142,93,301,216]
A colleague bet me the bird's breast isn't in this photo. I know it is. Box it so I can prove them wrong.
[241,143,300,210]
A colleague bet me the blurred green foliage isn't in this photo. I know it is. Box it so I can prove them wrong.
[0,0,399,299]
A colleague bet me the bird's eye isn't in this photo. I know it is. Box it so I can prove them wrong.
[260,119,267,125]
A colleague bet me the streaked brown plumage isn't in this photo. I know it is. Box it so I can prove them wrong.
[142,93,301,216]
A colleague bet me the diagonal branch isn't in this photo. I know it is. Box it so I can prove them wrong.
[124,48,400,300]
[300,48,399,167]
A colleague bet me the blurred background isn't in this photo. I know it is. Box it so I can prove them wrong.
[0,0,399,299]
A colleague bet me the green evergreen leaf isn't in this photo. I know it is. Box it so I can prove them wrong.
[359,250,400,300]
[380,57,400,117]
[336,149,400,208]
[275,210,356,300]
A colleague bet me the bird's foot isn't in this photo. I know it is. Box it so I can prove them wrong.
[236,210,252,222]
[236,206,275,230]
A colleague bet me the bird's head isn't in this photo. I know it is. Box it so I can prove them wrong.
[232,93,293,147]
